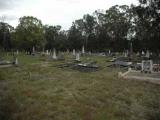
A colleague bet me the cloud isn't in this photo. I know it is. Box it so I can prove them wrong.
[0,0,14,10]
[0,0,139,29]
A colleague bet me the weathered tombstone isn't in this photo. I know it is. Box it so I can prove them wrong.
[32,46,35,56]
[52,49,57,59]
[141,60,153,73]
[13,56,18,65]
[109,50,111,55]
[146,50,150,58]
[66,49,69,54]
[136,52,140,56]
[126,50,129,57]
[33,47,35,53]
[46,50,49,55]
[75,53,80,61]
[82,45,85,54]
[142,51,145,56]
[16,50,19,55]
[73,49,76,56]
[124,51,127,57]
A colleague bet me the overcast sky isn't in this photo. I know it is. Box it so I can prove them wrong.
[0,0,138,30]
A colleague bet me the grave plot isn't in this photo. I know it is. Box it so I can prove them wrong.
[0,56,18,68]
[71,61,99,72]
[119,60,160,84]
[107,57,132,69]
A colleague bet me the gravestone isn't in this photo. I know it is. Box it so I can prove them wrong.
[109,50,111,55]
[124,52,127,57]
[16,50,19,55]
[82,46,85,54]
[141,60,153,73]
[52,49,57,59]
[136,52,140,56]
[75,53,80,61]
[141,51,145,56]
[46,50,49,55]
[73,49,76,56]
[32,46,35,56]
[145,50,150,58]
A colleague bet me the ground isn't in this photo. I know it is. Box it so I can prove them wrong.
[0,53,160,120]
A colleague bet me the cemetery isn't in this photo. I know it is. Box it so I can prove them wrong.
[0,0,160,119]
[0,49,160,120]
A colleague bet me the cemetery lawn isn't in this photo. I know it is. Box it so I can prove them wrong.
[0,54,160,120]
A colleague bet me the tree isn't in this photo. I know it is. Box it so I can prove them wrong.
[0,22,14,51]
[14,16,44,52]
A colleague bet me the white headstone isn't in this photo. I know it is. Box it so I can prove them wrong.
[52,49,57,59]
[46,50,49,55]
[146,50,150,58]
[82,45,85,54]
[124,52,127,57]
[76,53,80,61]
[126,50,129,56]
[33,46,35,53]
[73,49,76,56]
[109,50,111,55]
[15,58,18,65]
[142,51,145,55]
[16,50,19,55]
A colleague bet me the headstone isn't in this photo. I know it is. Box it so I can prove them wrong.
[146,50,150,58]
[46,50,49,55]
[52,49,57,59]
[142,51,145,56]
[76,53,80,61]
[33,46,35,53]
[136,52,140,56]
[124,52,127,57]
[66,49,69,54]
[141,60,153,73]
[126,50,129,56]
[73,49,76,56]
[109,50,111,55]
[32,46,35,56]
[16,50,19,55]
[82,45,85,54]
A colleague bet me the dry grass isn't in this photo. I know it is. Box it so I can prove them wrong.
[0,53,160,120]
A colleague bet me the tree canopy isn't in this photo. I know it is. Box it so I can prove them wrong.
[0,0,159,53]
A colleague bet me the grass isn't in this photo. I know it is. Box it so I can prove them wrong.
[0,53,160,120]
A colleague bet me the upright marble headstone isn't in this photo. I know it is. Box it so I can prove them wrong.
[73,49,76,56]
[109,50,111,55]
[52,49,57,59]
[124,51,127,57]
[142,51,145,56]
[146,50,150,58]
[16,50,19,55]
[33,46,35,53]
[136,52,140,56]
[82,45,85,54]
[46,50,49,55]
[76,53,80,61]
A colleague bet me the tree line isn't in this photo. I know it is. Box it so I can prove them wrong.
[0,0,159,53]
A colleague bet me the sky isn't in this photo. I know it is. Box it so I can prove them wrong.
[0,0,138,30]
